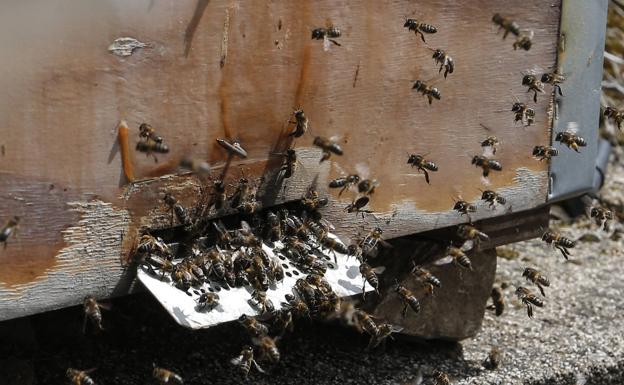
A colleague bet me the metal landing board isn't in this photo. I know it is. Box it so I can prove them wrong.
[138,234,371,329]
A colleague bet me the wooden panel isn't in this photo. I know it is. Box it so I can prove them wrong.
[0,0,560,319]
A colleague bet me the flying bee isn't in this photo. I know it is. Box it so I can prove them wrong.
[481,135,500,155]
[492,13,520,39]
[542,229,575,259]
[66,368,96,385]
[604,106,624,130]
[453,199,477,217]
[196,291,219,311]
[273,149,297,178]
[358,179,379,196]
[439,245,474,270]
[231,345,265,377]
[407,154,438,184]
[288,108,308,138]
[541,72,565,96]
[457,224,490,245]
[355,310,379,336]
[179,158,211,175]
[412,80,441,104]
[512,102,535,126]
[522,267,550,297]
[590,206,613,231]
[411,265,441,296]
[238,314,269,338]
[431,49,454,78]
[360,227,391,256]
[481,190,506,208]
[513,30,533,51]
[153,366,184,385]
[483,347,503,370]
[163,193,192,229]
[515,286,544,318]
[271,309,294,335]
[432,370,451,385]
[211,180,227,210]
[216,138,248,158]
[136,139,169,162]
[253,335,281,363]
[487,286,505,316]
[329,174,360,196]
[311,26,342,50]
[471,155,502,178]
[139,123,163,143]
[281,293,310,318]
[555,126,587,152]
[532,145,559,161]
[347,243,364,261]
[0,216,19,248]
[403,18,437,42]
[249,290,275,315]
[313,136,343,162]
[301,188,329,211]
[367,323,403,350]
[83,296,109,334]
[522,74,545,103]
[345,196,373,218]
[395,284,420,317]
[359,262,386,297]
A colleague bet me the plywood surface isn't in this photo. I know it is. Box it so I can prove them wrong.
[0,0,560,319]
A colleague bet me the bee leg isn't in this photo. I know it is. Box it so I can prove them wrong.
[482,169,490,178]
[503,29,509,39]
[427,95,433,105]
[362,279,367,299]
[533,91,538,103]
[423,169,430,185]
[339,185,348,197]
[556,246,569,260]
[444,68,449,79]
[537,284,545,297]
[401,304,408,318]
[556,85,563,96]
[329,39,341,47]
[526,303,533,318]
[418,31,426,43]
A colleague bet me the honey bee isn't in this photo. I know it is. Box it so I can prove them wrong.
[542,229,575,260]
[139,123,163,143]
[264,211,282,242]
[604,106,624,129]
[239,194,259,214]
[487,286,505,316]
[311,26,342,48]
[153,366,184,385]
[411,265,441,296]
[481,190,506,208]
[281,293,310,318]
[329,174,360,196]
[136,139,169,161]
[271,308,294,335]
[212,180,227,210]
[216,138,248,158]
[512,102,535,126]
[320,236,349,258]
[522,75,545,103]
[360,227,391,256]
[288,108,308,138]
[481,136,500,155]
[83,296,109,334]
[273,149,297,178]
[412,80,441,104]
[442,245,473,270]
[358,179,379,196]
[196,291,219,311]
[590,206,613,231]
[344,196,373,217]
[301,188,329,211]
[541,72,565,96]
[179,158,211,175]
[268,258,285,282]
[231,345,265,376]
[404,18,437,42]
[432,369,451,385]
[532,145,559,161]
[555,128,587,152]
[492,13,520,39]
[453,199,477,218]
[359,262,386,297]
[66,368,96,385]
[457,224,490,245]
[313,136,343,162]
[367,323,403,350]
[249,290,275,315]
[163,193,192,229]
[347,243,364,261]
[431,49,454,78]
[355,310,379,336]
[407,154,438,184]
[471,155,502,177]
[513,30,533,51]
[212,221,233,248]
[515,286,544,318]
[0,216,19,248]
[253,335,281,363]
[231,221,262,249]
[238,314,269,338]
[522,267,550,297]
[136,234,171,258]
[229,176,251,209]
[482,347,503,370]
[395,284,420,317]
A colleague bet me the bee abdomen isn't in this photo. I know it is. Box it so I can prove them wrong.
[426,276,441,288]
[527,295,544,307]
[406,296,421,313]
[560,238,576,248]
[419,24,437,33]
[329,178,347,188]
[456,255,473,270]
[424,161,438,171]
[366,273,379,290]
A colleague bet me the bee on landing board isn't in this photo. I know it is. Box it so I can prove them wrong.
[532,145,559,161]
[344,196,372,217]
[522,74,545,103]
[541,71,566,96]
[452,199,477,218]
[312,25,342,50]
[430,48,454,78]
[0,216,19,248]
[407,154,438,184]
[481,190,506,209]
[412,80,441,104]
[329,174,360,196]
[481,135,500,155]
[512,102,535,126]
[404,18,437,42]
[163,193,192,229]
[515,286,544,318]
[288,108,309,138]
[471,155,503,178]
[522,267,550,297]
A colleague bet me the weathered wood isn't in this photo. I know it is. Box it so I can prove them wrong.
[0,0,560,320]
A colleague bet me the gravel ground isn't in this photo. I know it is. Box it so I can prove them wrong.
[2,156,624,385]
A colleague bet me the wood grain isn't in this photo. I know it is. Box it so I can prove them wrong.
[0,0,560,319]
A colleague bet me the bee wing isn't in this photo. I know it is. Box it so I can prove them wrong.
[323,36,331,52]
[252,360,266,373]
[460,240,475,252]
[433,256,453,266]
[230,355,244,365]
[372,266,386,274]
[355,163,370,180]
[240,220,252,233]
[389,325,404,333]
[523,65,544,76]
[565,121,579,134]
[482,146,496,158]
[332,162,348,177]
